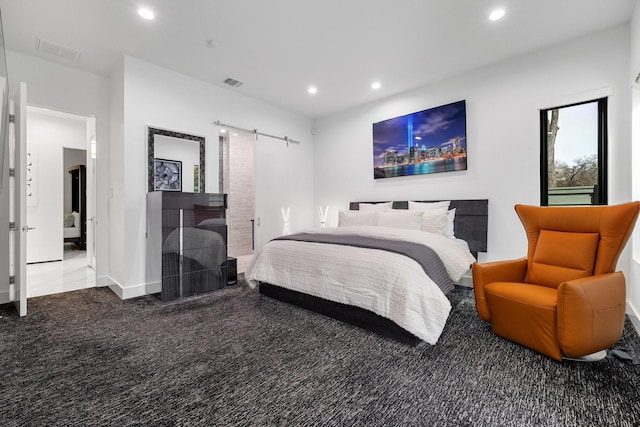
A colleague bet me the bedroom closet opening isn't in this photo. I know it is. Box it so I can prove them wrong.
[64,151,86,249]
[25,106,97,298]
[221,131,255,275]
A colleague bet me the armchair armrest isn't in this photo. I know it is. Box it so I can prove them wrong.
[472,258,527,322]
[557,271,626,358]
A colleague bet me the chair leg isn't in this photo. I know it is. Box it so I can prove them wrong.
[562,349,608,362]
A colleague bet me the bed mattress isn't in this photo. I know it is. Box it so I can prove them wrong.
[246,226,476,344]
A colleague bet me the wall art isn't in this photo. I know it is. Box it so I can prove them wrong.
[373,100,467,179]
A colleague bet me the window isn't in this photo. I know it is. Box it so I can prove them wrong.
[540,98,607,206]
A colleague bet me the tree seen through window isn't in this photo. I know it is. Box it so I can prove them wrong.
[540,98,607,206]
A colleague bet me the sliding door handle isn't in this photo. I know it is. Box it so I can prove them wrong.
[251,219,255,250]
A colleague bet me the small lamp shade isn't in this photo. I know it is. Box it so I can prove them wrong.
[281,207,291,235]
[318,205,329,227]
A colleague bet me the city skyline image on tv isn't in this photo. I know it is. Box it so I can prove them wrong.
[372,100,467,179]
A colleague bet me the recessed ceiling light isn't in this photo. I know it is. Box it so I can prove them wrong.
[308,86,318,95]
[371,81,382,90]
[138,8,155,20]
[220,129,227,134]
[489,9,505,21]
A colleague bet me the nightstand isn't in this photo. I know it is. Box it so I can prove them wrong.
[226,257,237,285]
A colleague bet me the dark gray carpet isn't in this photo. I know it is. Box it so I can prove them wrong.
[1,281,639,426]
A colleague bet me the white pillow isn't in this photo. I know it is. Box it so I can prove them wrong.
[445,208,456,238]
[375,210,424,230]
[338,210,377,227]
[408,200,451,213]
[71,211,80,228]
[420,209,448,235]
[63,213,75,228]
[358,202,393,211]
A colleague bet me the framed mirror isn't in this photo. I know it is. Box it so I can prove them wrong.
[147,127,206,193]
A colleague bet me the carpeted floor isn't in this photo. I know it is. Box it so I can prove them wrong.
[1,280,639,426]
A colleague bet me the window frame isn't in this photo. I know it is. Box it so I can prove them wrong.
[539,97,608,206]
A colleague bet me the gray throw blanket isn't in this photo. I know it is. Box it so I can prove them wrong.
[275,233,455,294]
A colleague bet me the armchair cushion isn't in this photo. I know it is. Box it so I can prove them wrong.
[527,230,599,288]
[485,282,561,360]
[557,272,626,357]
[516,203,640,276]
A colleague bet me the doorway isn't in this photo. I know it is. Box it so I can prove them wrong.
[222,131,255,273]
[25,106,97,297]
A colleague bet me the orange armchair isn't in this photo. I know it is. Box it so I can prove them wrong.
[473,202,640,361]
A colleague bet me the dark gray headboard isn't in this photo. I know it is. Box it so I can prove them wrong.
[349,199,488,256]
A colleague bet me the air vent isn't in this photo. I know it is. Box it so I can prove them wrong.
[36,38,81,63]
[223,77,244,88]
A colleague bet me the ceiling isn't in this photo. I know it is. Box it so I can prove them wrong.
[0,0,636,119]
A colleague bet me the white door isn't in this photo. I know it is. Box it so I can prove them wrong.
[86,118,96,270]
[11,82,28,316]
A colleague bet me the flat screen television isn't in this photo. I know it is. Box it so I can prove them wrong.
[372,100,467,179]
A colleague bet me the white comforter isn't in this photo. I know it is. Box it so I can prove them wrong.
[245,226,476,344]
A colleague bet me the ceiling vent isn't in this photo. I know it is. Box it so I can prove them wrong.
[223,77,244,88]
[36,38,81,63]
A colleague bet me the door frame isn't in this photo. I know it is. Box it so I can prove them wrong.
[10,83,28,315]
[22,105,98,301]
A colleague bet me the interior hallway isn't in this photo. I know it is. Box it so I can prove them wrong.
[27,243,95,298]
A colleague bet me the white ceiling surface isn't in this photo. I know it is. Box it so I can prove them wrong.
[0,0,635,119]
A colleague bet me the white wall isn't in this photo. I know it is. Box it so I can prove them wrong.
[5,50,110,286]
[628,0,640,325]
[26,107,87,263]
[314,26,632,269]
[108,59,124,289]
[110,56,314,298]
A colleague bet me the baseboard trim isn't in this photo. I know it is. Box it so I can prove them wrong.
[0,289,10,305]
[627,300,640,338]
[97,275,111,287]
[106,277,147,300]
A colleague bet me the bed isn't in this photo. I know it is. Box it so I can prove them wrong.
[245,199,488,345]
